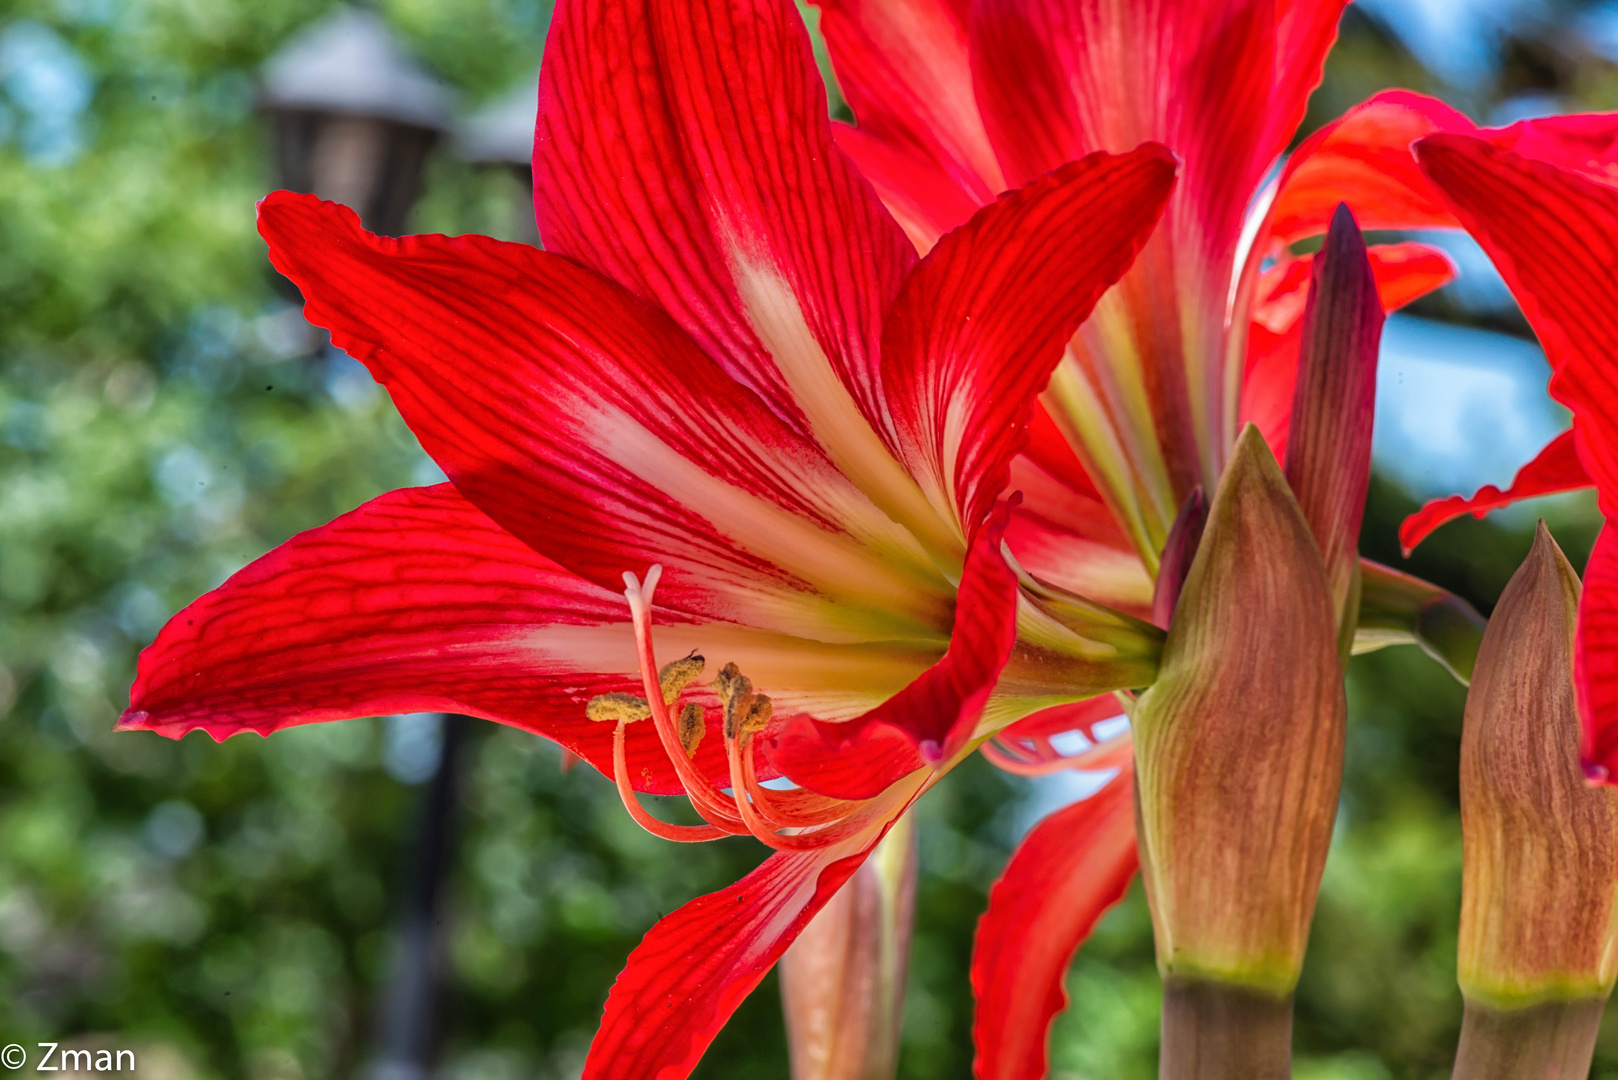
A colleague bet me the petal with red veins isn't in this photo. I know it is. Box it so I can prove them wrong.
[833,122,983,254]
[533,0,965,562]
[582,788,922,1080]
[117,484,944,796]
[970,768,1138,1080]
[119,484,699,795]
[1003,507,1154,616]
[816,0,1003,224]
[1400,430,1591,554]
[1413,135,1618,511]
[257,192,953,643]
[1004,414,1146,610]
[1484,112,1618,187]
[971,0,1279,545]
[1579,524,1618,779]
[1265,0,1351,170]
[1266,90,1475,248]
[766,501,1023,799]
[1270,103,1618,250]
[879,146,1178,538]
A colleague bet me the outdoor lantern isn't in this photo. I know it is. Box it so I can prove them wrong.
[456,73,540,244]
[259,6,454,237]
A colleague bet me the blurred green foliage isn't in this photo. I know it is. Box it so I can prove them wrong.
[1,1,1616,1078]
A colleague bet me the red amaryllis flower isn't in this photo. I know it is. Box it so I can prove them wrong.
[809,2,1512,1075]
[117,0,1179,1074]
[1392,115,1618,786]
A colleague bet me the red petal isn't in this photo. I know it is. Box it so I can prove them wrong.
[1484,112,1618,188]
[880,146,1177,537]
[533,0,917,449]
[117,485,710,794]
[1265,0,1351,173]
[834,122,985,254]
[970,769,1138,1080]
[1399,430,1591,554]
[1579,524,1618,780]
[1366,241,1460,310]
[1413,135,1618,513]
[766,500,1023,798]
[1239,320,1304,462]
[970,0,1283,519]
[1002,506,1154,616]
[1252,242,1456,335]
[256,192,953,643]
[1267,90,1475,248]
[969,0,1278,205]
[817,0,1003,249]
[994,695,1127,745]
[1004,405,1149,612]
[583,820,906,1080]
[1272,103,1618,250]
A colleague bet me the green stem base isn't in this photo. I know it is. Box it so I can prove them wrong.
[1160,976,1292,1080]
[1451,997,1607,1080]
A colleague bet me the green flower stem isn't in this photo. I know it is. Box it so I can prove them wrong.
[1159,977,1292,1080]
[1451,998,1607,1080]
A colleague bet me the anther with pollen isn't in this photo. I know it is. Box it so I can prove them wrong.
[715,662,773,741]
[587,652,707,725]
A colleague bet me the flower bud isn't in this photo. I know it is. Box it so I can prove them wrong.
[1283,203,1382,650]
[1458,523,1618,1009]
[1133,424,1345,995]
[778,814,917,1080]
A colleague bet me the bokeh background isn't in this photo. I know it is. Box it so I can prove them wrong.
[0,0,1612,1077]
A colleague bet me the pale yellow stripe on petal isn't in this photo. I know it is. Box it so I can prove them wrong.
[1044,329,1178,570]
[729,253,966,574]
[585,402,953,640]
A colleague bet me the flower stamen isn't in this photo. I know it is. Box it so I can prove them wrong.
[622,568,748,833]
[596,565,892,851]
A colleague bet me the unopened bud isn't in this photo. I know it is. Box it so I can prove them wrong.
[1283,203,1382,648]
[780,814,917,1080]
[1133,424,1345,995]
[1458,523,1618,1009]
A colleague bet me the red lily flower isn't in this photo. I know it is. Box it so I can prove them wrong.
[809,3,1511,1075]
[118,0,1179,1074]
[1391,115,1618,787]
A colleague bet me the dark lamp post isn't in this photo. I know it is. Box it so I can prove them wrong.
[455,74,540,244]
[259,14,464,1080]
[260,6,455,236]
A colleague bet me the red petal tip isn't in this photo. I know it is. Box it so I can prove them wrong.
[114,709,151,731]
